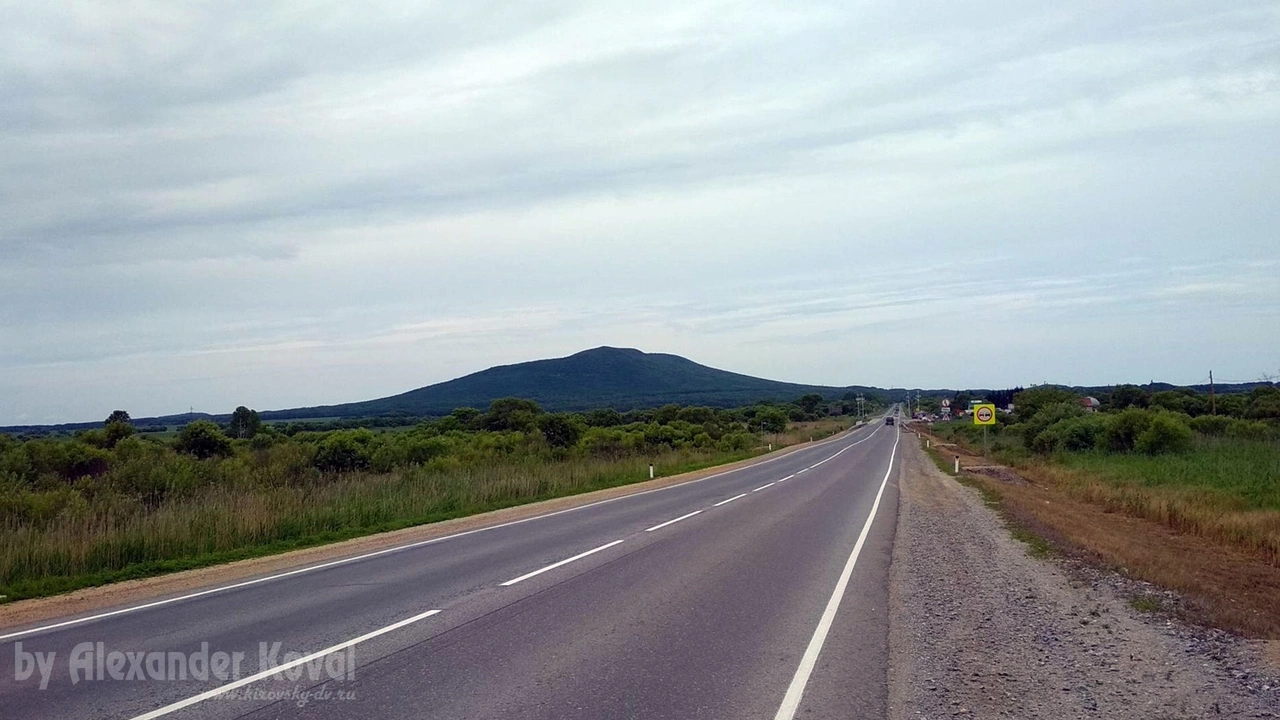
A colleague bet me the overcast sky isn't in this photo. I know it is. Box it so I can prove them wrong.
[3,1,1279,424]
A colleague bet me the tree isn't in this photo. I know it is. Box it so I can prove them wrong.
[537,414,582,449]
[105,410,132,426]
[228,406,262,439]
[1107,385,1149,411]
[483,398,544,432]
[103,421,135,448]
[1012,386,1077,422]
[174,420,233,459]
[796,394,824,416]
[754,407,788,434]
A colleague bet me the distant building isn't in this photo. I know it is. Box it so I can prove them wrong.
[1080,396,1101,412]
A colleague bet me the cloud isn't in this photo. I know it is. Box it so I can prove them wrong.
[2,1,1278,423]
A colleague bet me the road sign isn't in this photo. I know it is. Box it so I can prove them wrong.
[973,404,996,425]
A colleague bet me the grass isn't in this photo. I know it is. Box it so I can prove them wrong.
[918,424,1280,638]
[0,420,848,603]
[1129,595,1165,614]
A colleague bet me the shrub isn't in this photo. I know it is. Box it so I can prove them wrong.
[1134,413,1192,455]
[175,421,233,459]
[1225,419,1275,442]
[1020,401,1085,451]
[1188,415,1233,437]
[1103,409,1154,453]
[1033,415,1107,453]
[313,430,373,472]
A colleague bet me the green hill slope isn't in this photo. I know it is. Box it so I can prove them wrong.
[262,347,859,419]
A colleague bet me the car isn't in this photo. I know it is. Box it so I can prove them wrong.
[885,417,895,426]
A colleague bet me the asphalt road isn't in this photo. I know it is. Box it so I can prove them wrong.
[1,417,902,720]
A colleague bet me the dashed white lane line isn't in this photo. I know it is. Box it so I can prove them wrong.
[2,425,878,643]
[645,510,703,533]
[130,608,442,720]
[499,540,626,587]
[752,482,775,493]
[713,493,747,507]
[778,474,796,483]
[772,427,901,720]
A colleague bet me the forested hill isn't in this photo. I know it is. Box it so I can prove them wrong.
[261,347,868,420]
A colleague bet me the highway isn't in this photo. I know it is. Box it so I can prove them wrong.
[1,417,902,719]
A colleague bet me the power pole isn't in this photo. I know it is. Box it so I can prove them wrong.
[1209,370,1215,416]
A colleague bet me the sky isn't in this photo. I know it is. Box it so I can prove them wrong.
[2,1,1279,425]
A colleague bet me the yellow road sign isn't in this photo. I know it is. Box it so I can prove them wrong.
[973,404,996,425]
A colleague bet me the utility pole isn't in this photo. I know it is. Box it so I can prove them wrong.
[1209,370,1215,416]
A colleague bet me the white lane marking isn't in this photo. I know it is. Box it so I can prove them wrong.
[713,493,747,507]
[644,510,703,533]
[2,424,880,642]
[777,474,795,483]
[773,426,900,720]
[130,608,442,720]
[752,483,775,493]
[499,540,626,587]
[796,468,808,474]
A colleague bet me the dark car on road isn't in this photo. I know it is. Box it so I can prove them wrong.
[885,417,895,426]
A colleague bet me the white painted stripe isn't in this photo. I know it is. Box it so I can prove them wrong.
[499,540,626,587]
[129,608,442,720]
[2,424,880,642]
[644,510,703,533]
[773,427,900,720]
[777,474,795,482]
[752,483,775,493]
[713,493,747,507]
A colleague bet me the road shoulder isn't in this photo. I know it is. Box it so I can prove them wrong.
[888,433,1279,719]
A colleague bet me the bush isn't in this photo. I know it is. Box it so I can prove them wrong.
[1033,415,1107,453]
[1103,409,1154,453]
[1188,415,1233,437]
[1134,413,1192,455]
[1225,419,1275,442]
[1020,401,1085,451]
[313,431,373,472]
[174,421,233,459]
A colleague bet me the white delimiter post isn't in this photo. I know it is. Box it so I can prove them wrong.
[954,456,961,474]
[649,463,654,480]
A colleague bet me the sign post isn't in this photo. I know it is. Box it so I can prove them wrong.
[973,403,996,457]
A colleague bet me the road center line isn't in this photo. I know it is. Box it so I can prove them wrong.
[130,608,442,720]
[778,474,795,483]
[499,540,626,587]
[645,510,703,533]
[773,426,900,720]
[752,482,775,492]
[713,493,747,507]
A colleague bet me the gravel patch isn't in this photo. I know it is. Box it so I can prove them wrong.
[888,435,1280,719]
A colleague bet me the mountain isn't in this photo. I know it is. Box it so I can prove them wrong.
[259,347,866,420]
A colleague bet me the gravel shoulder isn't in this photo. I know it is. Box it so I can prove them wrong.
[888,432,1279,719]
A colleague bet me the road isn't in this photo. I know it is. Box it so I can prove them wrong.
[1,417,902,719]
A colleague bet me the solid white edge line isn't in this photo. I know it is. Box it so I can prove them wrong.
[129,608,442,720]
[2,423,883,642]
[499,539,626,587]
[752,483,775,493]
[713,493,747,507]
[773,426,900,720]
[644,510,703,533]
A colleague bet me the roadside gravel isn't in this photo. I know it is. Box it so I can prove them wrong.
[888,434,1279,719]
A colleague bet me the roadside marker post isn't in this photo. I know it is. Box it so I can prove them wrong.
[649,463,654,480]
[954,455,960,474]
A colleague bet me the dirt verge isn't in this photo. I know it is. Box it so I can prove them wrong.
[888,432,1279,719]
